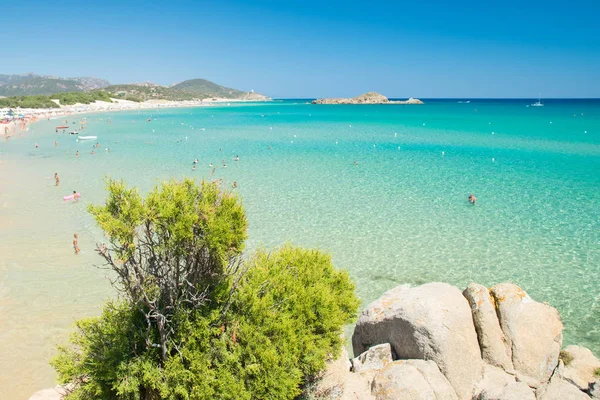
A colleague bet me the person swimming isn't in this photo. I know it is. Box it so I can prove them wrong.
[468,194,477,205]
[234,156,239,161]
[193,159,199,164]
[73,233,80,255]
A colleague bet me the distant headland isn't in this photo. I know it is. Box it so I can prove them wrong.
[312,91,423,105]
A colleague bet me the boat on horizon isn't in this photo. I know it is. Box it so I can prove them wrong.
[531,94,544,107]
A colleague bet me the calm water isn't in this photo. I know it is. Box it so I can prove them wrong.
[1,99,599,398]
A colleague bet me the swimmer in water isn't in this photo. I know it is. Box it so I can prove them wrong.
[192,165,197,171]
[35,143,39,148]
[234,156,239,161]
[468,194,477,205]
[232,181,238,188]
[75,151,79,157]
[54,173,60,187]
[193,159,199,164]
[354,160,358,165]
[73,233,80,255]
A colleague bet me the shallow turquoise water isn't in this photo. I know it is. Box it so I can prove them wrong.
[1,99,599,397]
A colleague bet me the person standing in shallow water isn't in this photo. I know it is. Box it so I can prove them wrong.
[54,173,60,186]
[468,193,477,205]
[73,233,80,255]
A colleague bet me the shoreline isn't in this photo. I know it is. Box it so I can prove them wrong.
[1,97,271,137]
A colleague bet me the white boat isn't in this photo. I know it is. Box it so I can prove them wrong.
[77,136,97,141]
[531,94,544,107]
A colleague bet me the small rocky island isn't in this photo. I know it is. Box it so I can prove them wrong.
[312,91,423,105]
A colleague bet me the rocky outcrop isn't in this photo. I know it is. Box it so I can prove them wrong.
[29,386,67,400]
[312,92,423,105]
[590,379,600,399]
[238,91,271,101]
[536,376,591,400]
[463,284,513,371]
[351,343,393,373]
[478,381,536,400]
[490,283,563,383]
[307,281,597,400]
[562,345,600,390]
[352,283,483,399]
[371,360,458,400]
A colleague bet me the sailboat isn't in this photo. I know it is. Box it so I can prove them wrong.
[531,94,544,107]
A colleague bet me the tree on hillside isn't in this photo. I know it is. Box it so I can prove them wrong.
[53,178,359,400]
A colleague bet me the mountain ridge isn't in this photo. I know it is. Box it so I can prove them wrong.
[0,73,269,101]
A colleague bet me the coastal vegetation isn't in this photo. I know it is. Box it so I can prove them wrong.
[104,84,197,101]
[171,78,246,99]
[50,91,113,105]
[0,91,112,109]
[51,178,359,399]
[0,95,59,109]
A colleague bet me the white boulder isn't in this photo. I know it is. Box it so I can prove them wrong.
[490,283,563,382]
[562,345,600,391]
[463,283,514,371]
[352,283,482,399]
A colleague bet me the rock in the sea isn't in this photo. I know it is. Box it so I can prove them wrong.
[352,282,482,400]
[312,92,423,105]
[561,345,600,391]
[463,283,514,371]
[535,377,590,400]
[490,283,563,383]
[371,360,458,400]
[351,343,394,373]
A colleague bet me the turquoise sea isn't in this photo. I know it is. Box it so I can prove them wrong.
[1,99,599,398]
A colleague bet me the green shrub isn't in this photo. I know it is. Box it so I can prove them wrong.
[559,350,574,366]
[124,95,143,102]
[52,179,359,400]
[595,367,600,377]
[0,95,59,108]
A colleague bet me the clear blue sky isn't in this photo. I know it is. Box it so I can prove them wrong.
[2,0,599,98]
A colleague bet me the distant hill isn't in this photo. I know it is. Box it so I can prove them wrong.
[171,79,247,99]
[105,79,270,101]
[0,74,269,103]
[0,73,110,96]
[103,84,196,102]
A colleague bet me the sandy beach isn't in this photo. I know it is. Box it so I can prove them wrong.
[1,97,268,138]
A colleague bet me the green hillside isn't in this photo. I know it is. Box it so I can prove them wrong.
[170,79,246,99]
[0,74,110,96]
[103,84,196,101]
